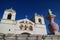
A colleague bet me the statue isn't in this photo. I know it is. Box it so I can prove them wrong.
[46,9,59,35]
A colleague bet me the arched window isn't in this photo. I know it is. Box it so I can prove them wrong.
[38,19,42,24]
[7,13,12,19]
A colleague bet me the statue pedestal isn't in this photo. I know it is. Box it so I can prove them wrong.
[55,32,60,35]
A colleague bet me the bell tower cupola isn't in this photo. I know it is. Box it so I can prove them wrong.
[2,8,16,20]
[34,13,45,24]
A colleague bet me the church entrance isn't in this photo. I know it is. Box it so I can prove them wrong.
[21,32,30,35]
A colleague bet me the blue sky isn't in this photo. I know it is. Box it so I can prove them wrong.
[0,0,60,34]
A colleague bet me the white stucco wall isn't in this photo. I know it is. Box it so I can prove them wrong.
[0,19,47,35]
[0,22,16,34]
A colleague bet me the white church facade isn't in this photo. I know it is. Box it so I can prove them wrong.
[0,8,47,35]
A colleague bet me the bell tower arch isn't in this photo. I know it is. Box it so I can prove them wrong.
[7,13,12,19]
[38,18,42,24]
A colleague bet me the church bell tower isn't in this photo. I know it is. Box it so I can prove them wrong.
[31,13,47,35]
[1,8,16,23]
[34,13,45,24]
[2,8,16,20]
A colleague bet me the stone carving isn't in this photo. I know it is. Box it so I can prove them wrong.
[46,9,59,34]
[20,24,23,30]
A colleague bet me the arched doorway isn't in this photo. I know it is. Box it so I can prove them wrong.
[21,32,30,35]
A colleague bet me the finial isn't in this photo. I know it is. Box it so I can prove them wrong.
[48,9,56,17]
[48,9,53,15]
[11,8,13,9]
[25,15,28,19]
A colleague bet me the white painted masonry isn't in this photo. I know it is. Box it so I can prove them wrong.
[0,8,47,35]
